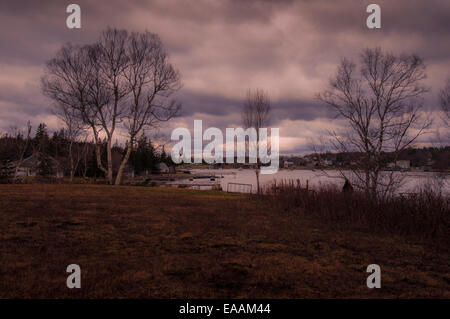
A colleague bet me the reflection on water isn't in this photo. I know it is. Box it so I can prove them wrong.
[179,169,450,195]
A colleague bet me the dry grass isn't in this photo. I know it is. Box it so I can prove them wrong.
[0,184,449,298]
[263,181,450,248]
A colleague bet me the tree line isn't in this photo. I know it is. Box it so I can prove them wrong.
[0,123,173,182]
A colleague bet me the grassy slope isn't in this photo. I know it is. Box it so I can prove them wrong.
[0,184,448,298]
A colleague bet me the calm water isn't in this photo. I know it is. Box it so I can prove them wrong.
[185,168,450,195]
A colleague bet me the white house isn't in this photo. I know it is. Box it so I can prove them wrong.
[10,153,64,178]
[387,160,410,170]
[321,159,333,166]
[396,160,410,169]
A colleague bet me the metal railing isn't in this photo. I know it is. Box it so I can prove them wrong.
[226,182,252,193]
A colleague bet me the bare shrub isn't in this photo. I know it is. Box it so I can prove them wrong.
[263,180,449,248]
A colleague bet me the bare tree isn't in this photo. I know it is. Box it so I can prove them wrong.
[242,89,271,194]
[42,43,110,181]
[114,31,181,185]
[53,103,87,182]
[439,76,450,127]
[92,29,129,184]
[318,48,431,199]
[42,28,181,185]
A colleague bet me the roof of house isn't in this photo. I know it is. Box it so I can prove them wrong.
[16,153,62,168]
[158,162,169,170]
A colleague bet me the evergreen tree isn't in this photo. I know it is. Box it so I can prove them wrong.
[35,123,50,153]
[130,135,158,175]
[34,123,54,178]
[37,153,54,177]
[160,145,174,166]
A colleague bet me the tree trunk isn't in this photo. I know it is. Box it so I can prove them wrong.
[365,169,371,198]
[92,129,107,180]
[255,165,261,194]
[106,138,113,184]
[115,143,133,185]
[68,140,74,183]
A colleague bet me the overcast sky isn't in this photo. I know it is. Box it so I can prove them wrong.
[0,0,449,154]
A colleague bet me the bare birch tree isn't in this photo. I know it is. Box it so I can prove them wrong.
[114,31,180,185]
[93,29,129,184]
[242,89,271,194]
[42,28,181,185]
[318,48,431,199]
[42,44,110,181]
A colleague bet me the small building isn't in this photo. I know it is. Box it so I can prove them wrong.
[157,162,169,173]
[321,159,333,166]
[10,153,64,178]
[284,161,294,168]
[387,160,410,170]
[397,160,410,170]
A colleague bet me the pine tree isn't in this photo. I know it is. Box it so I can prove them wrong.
[37,153,54,177]
[130,135,158,175]
[34,123,53,178]
[35,123,50,153]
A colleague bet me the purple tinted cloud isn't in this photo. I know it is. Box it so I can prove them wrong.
[0,0,449,154]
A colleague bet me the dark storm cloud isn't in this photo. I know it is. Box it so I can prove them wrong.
[272,100,329,122]
[0,83,48,115]
[176,92,328,126]
[0,0,449,153]
[175,91,241,117]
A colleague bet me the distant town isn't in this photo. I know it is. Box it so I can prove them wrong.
[279,147,450,172]
[193,147,450,172]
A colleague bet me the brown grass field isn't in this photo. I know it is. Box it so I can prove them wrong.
[0,184,449,298]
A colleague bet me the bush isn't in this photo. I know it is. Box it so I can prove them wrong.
[262,180,450,248]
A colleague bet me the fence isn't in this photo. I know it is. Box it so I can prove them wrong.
[226,182,253,194]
